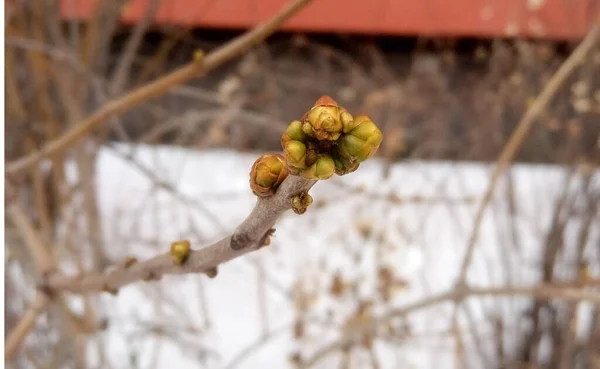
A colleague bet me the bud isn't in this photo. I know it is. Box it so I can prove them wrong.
[170,240,191,265]
[337,116,383,162]
[291,191,313,215]
[301,96,354,141]
[283,140,307,173]
[300,154,335,180]
[281,120,308,146]
[333,155,360,176]
[250,153,289,197]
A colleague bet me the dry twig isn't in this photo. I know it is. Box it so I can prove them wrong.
[5,0,315,175]
[5,294,51,360]
[455,22,600,284]
[300,283,600,368]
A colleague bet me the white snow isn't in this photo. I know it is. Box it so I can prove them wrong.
[58,143,598,368]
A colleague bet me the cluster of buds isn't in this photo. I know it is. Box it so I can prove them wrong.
[248,96,383,204]
[281,96,383,179]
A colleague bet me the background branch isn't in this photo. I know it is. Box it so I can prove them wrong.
[5,0,315,176]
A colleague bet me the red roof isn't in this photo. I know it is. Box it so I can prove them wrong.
[61,0,598,40]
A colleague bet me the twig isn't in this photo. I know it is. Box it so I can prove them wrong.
[455,22,600,284]
[5,0,315,176]
[300,283,600,368]
[7,204,56,275]
[109,0,161,95]
[47,175,316,293]
[5,293,50,360]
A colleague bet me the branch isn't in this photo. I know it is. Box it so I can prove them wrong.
[5,294,50,360]
[46,176,316,294]
[5,0,315,176]
[455,22,600,284]
[300,283,600,368]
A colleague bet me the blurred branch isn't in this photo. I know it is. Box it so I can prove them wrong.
[5,0,315,176]
[7,204,56,275]
[5,293,51,360]
[300,282,600,368]
[109,0,161,95]
[47,175,316,293]
[455,22,600,284]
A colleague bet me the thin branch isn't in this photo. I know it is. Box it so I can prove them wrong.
[5,0,315,176]
[300,283,600,368]
[7,204,56,275]
[47,175,316,294]
[5,293,50,360]
[455,22,600,284]
[108,0,161,95]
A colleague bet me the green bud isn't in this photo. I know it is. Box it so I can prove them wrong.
[283,140,307,172]
[301,155,335,180]
[337,116,383,162]
[250,153,289,197]
[283,120,308,142]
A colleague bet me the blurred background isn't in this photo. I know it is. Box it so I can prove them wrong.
[4,1,600,368]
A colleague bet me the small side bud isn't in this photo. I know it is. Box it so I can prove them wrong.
[205,267,218,278]
[170,240,191,265]
[193,49,205,63]
[103,285,119,295]
[291,191,313,215]
[123,256,137,268]
[250,153,289,197]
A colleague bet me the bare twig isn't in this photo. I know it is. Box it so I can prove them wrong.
[7,204,56,275]
[455,23,600,284]
[109,0,161,95]
[300,283,600,368]
[5,294,50,360]
[5,0,315,175]
[47,175,316,293]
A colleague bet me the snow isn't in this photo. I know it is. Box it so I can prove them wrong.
[61,143,598,368]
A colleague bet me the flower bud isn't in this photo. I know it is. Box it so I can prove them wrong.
[291,191,313,215]
[333,155,360,176]
[300,154,335,180]
[301,96,353,141]
[281,120,308,147]
[170,240,191,265]
[250,153,289,197]
[283,140,307,173]
[337,116,383,162]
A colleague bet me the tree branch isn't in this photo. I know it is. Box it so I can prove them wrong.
[300,283,600,368]
[47,176,316,294]
[455,22,600,284]
[5,294,50,360]
[5,0,315,176]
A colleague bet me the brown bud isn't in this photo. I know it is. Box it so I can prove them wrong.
[249,153,289,197]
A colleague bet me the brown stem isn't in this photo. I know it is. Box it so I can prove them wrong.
[5,293,51,360]
[5,0,315,176]
[455,22,600,285]
[300,283,600,369]
[47,175,316,294]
